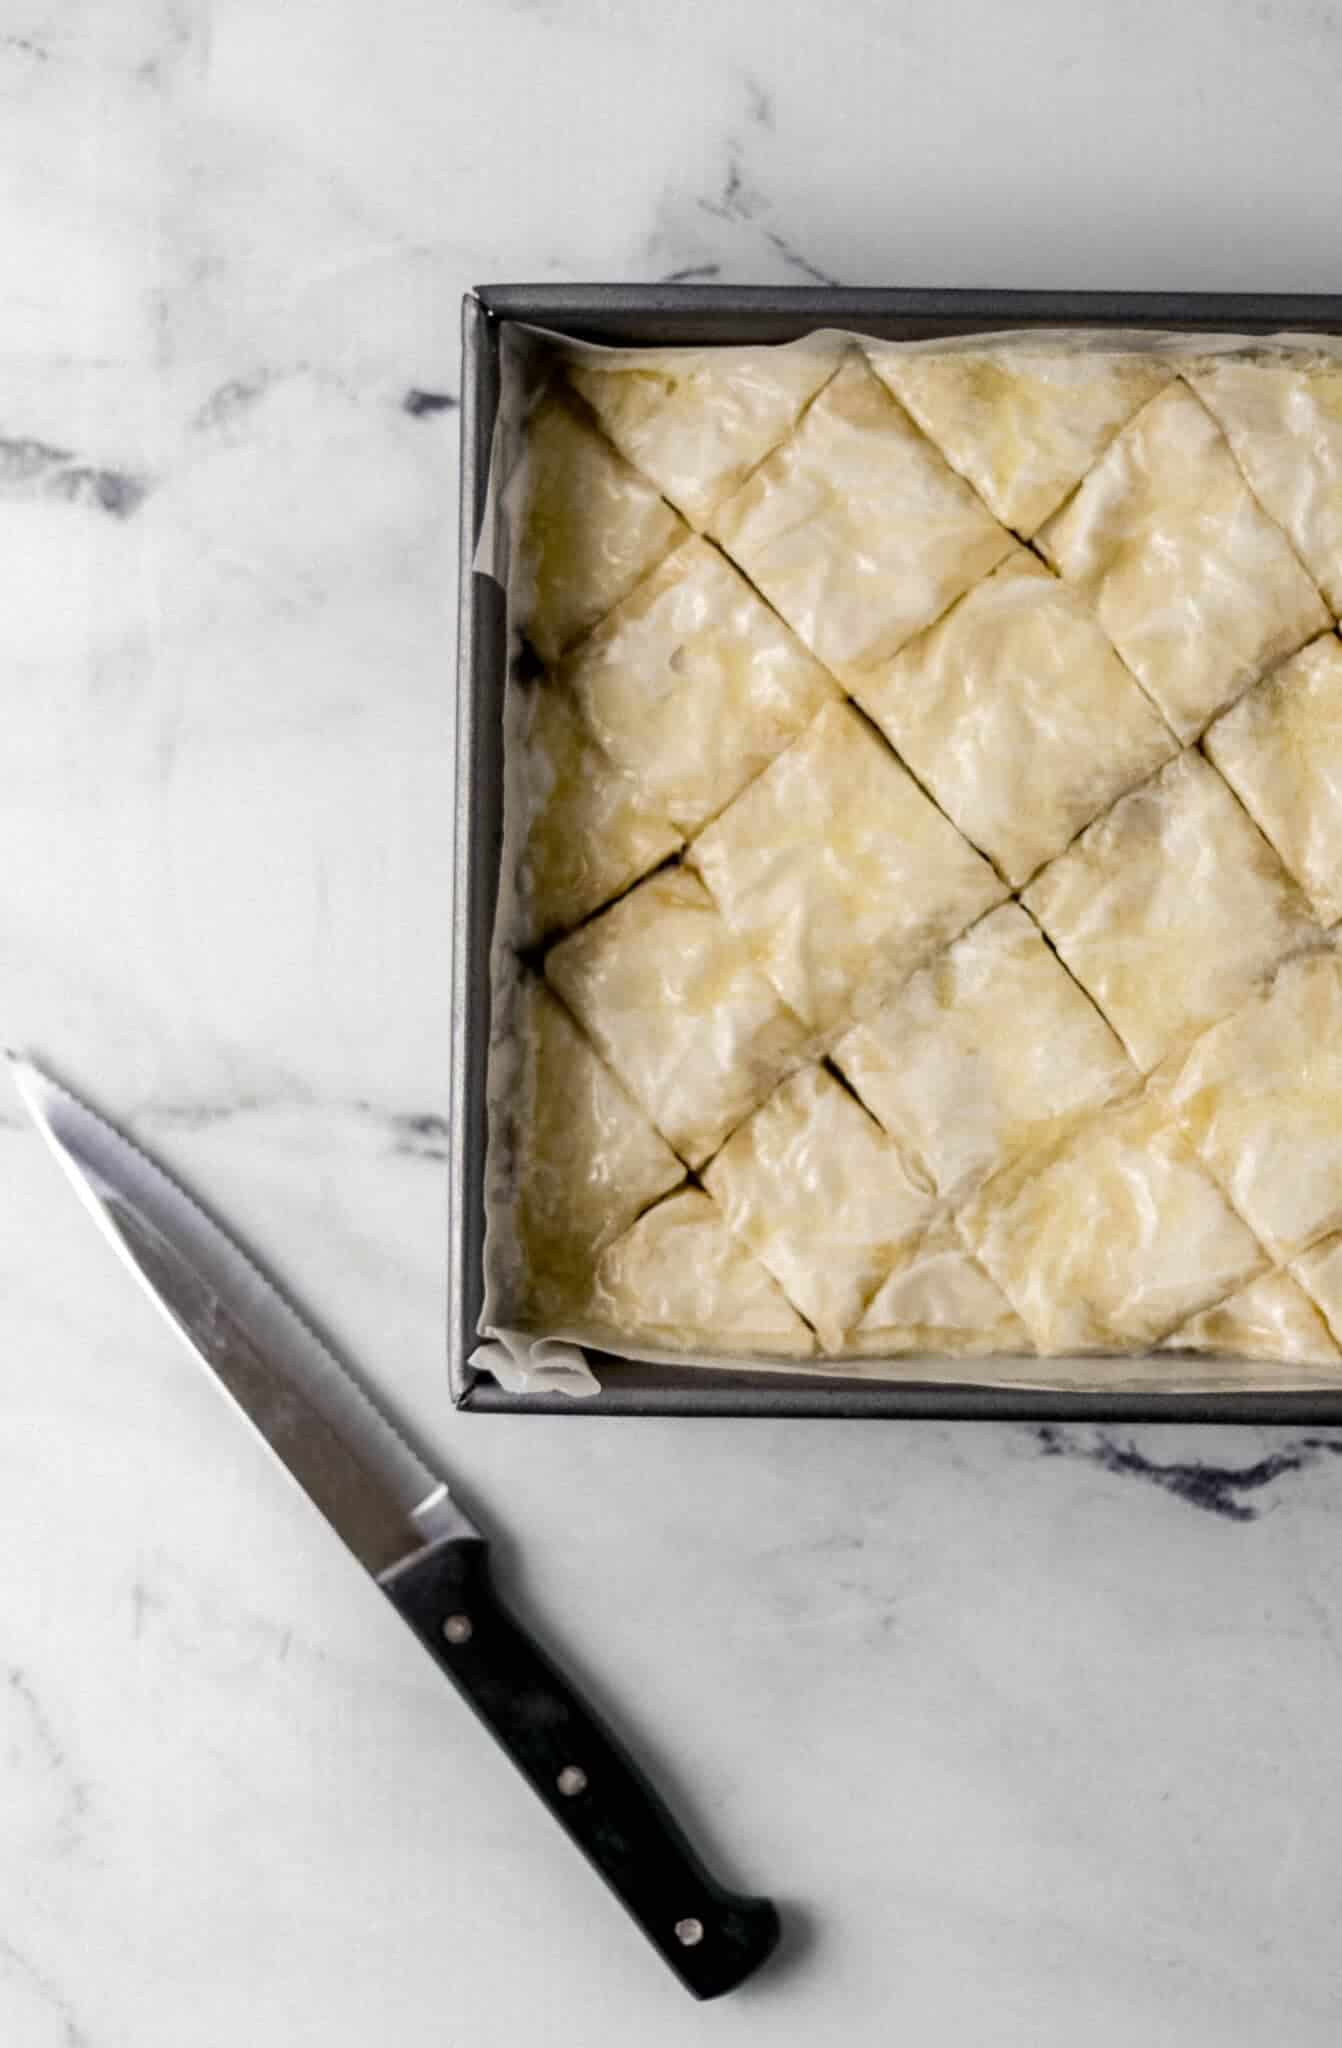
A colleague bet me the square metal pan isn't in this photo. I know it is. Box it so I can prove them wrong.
[453,284,1342,1419]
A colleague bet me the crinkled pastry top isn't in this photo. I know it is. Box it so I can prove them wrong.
[498,335,1342,1381]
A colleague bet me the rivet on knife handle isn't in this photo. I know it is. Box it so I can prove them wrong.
[381,1534,781,2000]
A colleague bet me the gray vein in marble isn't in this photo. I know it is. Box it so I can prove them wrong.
[760,228,840,287]
[192,371,281,433]
[134,0,211,91]
[129,1573,166,1641]
[670,77,842,288]
[132,1559,333,1682]
[387,1109,450,1160]
[136,1089,308,1131]
[0,437,149,519]
[698,141,769,231]
[1035,1425,1342,1522]
[126,1094,453,1168]
[5,1666,90,1858]
[0,1936,89,2048]
[741,71,775,131]
[402,388,459,417]
[659,263,723,282]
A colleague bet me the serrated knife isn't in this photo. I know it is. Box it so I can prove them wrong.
[10,1055,780,2001]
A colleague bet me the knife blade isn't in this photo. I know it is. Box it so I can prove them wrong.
[11,1055,781,2000]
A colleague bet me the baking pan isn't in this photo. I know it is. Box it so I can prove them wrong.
[452,285,1342,1419]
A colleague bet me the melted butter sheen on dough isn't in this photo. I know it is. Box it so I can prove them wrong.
[1166,950,1342,1261]
[521,392,685,661]
[1038,381,1329,740]
[1161,1271,1340,1368]
[709,355,1014,682]
[834,902,1137,1202]
[593,1189,814,1356]
[1204,633,1342,927]
[1023,750,1321,1073]
[1192,357,1342,616]
[869,344,1173,535]
[692,700,1006,1034]
[703,1065,936,1353]
[511,983,685,1328]
[544,865,810,1169]
[856,552,1176,887]
[960,1094,1266,1355]
[562,536,836,833]
[852,1222,1032,1357]
[567,348,836,530]
[517,684,683,944]
[503,339,1342,1383]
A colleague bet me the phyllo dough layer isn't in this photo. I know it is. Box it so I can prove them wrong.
[868,342,1174,535]
[544,865,809,1169]
[593,1188,815,1357]
[508,982,685,1329]
[520,390,685,661]
[855,552,1176,887]
[1192,355,1342,616]
[691,700,1006,1034]
[562,535,837,834]
[1203,633,1342,927]
[709,354,1014,683]
[702,1064,936,1352]
[515,682,683,945]
[1038,380,1329,740]
[834,903,1137,1204]
[569,346,836,530]
[1164,950,1342,1261]
[1023,750,1321,1073]
[852,1223,1032,1358]
[493,332,1342,1383]
[1161,1271,1340,1369]
[959,1094,1266,1356]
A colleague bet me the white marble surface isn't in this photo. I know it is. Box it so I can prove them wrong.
[8,1,1342,2040]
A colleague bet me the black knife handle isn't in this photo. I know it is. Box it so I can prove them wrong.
[381,1535,780,1999]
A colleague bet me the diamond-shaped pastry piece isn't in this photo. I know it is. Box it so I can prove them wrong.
[516,683,683,945]
[561,536,837,834]
[851,1221,1032,1358]
[1023,750,1321,1073]
[855,552,1177,887]
[1164,950,1342,1261]
[1192,355,1342,615]
[708,354,1014,683]
[702,1065,936,1352]
[520,390,685,662]
[1037,381,1330,740]
[835,903,1137,1203]
[691,700,1006,1034]
[868,342,1174,535]
[1160,1271,1340,1368]
[567,346,837,530]
[592,1188,814,1357]
[544,865,809,1168]
[1203,633,1342,927]
[960,1094,1266,1355]
[507,981,685,1328]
